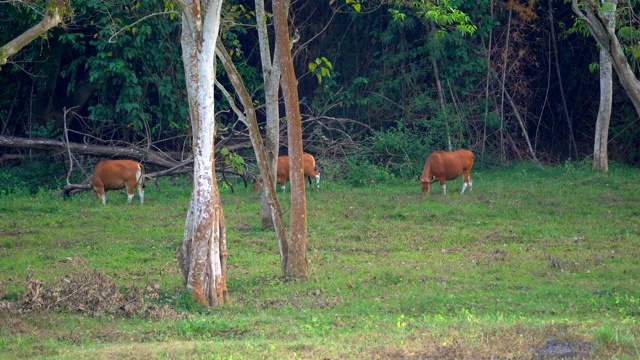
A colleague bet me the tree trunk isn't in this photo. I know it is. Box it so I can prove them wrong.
[499,8,512,163]
[255,0,283,230]
[176,0,229,307]
[273,0,308,278]
[215,40,289,269]
[481,0,494,162]
[504,88,540,164]
[432,57,452,152]
[549,0,578,159]
[593,0,617,172]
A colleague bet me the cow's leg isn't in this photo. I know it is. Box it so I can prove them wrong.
[440,180,447,195]
[461,174,472,194]
[315,173,320,189]
[92,182,107,205]
[125,182,135,204]
[277,178,286,192]
[94,187,107,205]
[137,183,145,204]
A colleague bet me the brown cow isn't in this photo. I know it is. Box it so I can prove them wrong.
[90,159,145,205]
[253,153,320,192]
[419,149,474,195]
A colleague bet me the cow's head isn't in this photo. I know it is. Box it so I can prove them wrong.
[419,176,436,194]
[252,176,263,193]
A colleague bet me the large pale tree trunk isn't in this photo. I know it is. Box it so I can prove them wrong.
[176,0,229,307]
[572,0,640,117]
[255,0,283,231]
[273,0,308,278]
[593,0,616,172]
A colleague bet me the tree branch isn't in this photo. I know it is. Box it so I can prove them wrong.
[1,6,63,65]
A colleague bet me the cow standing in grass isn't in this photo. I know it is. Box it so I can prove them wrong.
[419,149,474,195]
[90,159,145,205]
[253,153,320,192]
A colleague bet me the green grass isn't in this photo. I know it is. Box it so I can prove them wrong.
[1,161,639,359]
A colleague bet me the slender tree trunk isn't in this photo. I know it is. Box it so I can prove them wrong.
[215,41,289,268]
[429,22,452,151]
[504,88,540,164]
[255,0,282,230]
[432,57,452,152]
[176,0,229,307]
[482,0,494,161]
[500,8,512,163]
[548,0,578,159]
[273,0,308,278]
[594,0,616,172]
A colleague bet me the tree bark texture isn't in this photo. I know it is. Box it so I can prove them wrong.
[273,0,308,278]
[255,0,282,230]
[593,0,616,172]
[177,0,229,307]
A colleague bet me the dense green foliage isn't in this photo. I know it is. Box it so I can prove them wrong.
[2,0,640,172]
[1,162,639,358]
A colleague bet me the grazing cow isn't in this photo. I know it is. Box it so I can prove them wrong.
[419,149,474,195]
[90,159,145,205]
[253,153,320,192]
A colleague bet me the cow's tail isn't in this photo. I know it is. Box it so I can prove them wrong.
[137,163,146,187]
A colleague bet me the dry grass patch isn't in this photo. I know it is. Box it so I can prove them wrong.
[0,258,178,320]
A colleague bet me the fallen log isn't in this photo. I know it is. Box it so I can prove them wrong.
[0,135,180,168]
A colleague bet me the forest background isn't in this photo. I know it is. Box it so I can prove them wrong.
[1,1,640,358]
[2,0,640,191]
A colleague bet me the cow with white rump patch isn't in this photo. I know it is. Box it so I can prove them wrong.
[90,159,145,205]
[419,149,474,195]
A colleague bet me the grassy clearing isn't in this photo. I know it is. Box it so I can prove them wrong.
[1,161,639,359]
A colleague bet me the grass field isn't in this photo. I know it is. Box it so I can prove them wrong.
[1,161,639,359]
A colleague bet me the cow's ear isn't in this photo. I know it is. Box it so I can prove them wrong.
[428,176,436,183]
[418,176,424,183]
